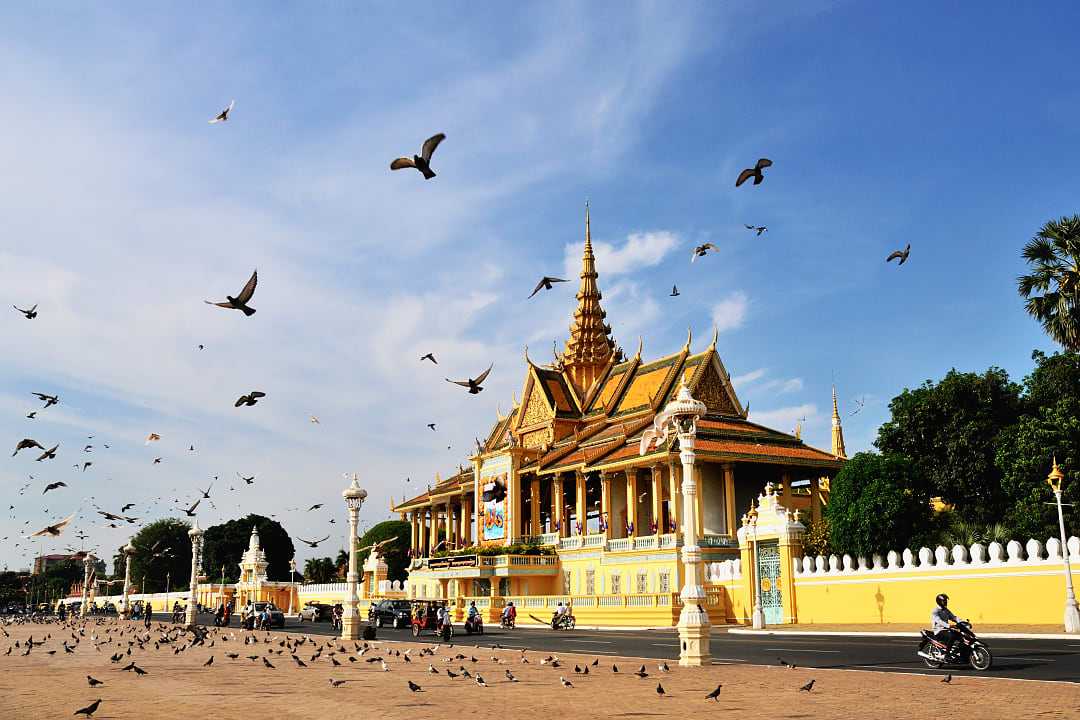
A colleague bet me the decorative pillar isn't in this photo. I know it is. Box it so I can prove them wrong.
[575,472,586,535]
[428,507,438,554]
[780,470,792,507]
[80,555,93,618]
[723,464,737,536]
[185,519,204,626]
[530,479,541,536]
[667,461,681,533]
[810,478,822,523]
[122,542,135,619]
[625,471,638,537]
[651,465,664,535]
[410,512,419,552]
[600,472,613,539]
[554,476,566,538]
[341,473,368,640]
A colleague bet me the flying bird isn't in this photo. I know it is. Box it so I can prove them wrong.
[206,269,258,316]
[420,353,437,364]
[152,458,162,465]
[79,462,92,472]
[446,363,493,394]
[297,536,330,548]
[745,224,767,236]
[209,100,235,123]
[670,285,679,297]
[690,243,718,262]
[121,503,135,512]
[26,412,36,419]
[182,499,201,517]
[310,416,320,424]
[235,391,266,407]
[43,482,67,494]
[238,473,255,485]
[203,656,214,667]
[12,438,44,456]
[31,513,75,537]
[886,243,911,266]
[735,158,772,187]
[199,484,213,499]
[36,444,59,461]
[145,433,161,445]
[306,504,323,512]
[390,133,446,180]
[13,304,37,319]
[33,393,59,408]
[528,276,568,298]
[427,423,436,431]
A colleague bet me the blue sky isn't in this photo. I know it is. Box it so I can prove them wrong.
[2,1,1076,572]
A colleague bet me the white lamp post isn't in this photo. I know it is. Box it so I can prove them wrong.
[639,383,710,666]
[80,555,93,618]
[122,542,135,620]
[288,559,297,616]
[342,473,368,639]
[1047,459,1080,633]
[186,519,204,626]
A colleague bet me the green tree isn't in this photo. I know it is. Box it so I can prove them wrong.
[875,368,1022,524]
[1017,215,1080,351]
[202,514,296,583]
[122,519,192,593]
[303,557,337,583]
[334,549,348,577]
[355,520,411,582]
[826,452,933,557]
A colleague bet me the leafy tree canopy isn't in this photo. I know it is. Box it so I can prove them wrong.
[356,520,411,582]
[202,514,296,583]
[303,557,337,584]
[122,519,192,593]
[875,368,1022,524]
[825,452,933,557]
[1017,214,1080,352]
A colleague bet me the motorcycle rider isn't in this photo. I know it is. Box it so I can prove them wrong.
[501,601,516,627]
[467,601,479,627]
[552,601,570,627]
[931,593,960,657]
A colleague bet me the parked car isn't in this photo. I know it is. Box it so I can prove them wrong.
[300,602,334,622]
[369,599,412,629]
[243,601,285,629]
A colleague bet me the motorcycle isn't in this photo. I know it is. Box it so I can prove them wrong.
[551,612,576,630]
[464,614,484,635]
[500,615,516,629]
[917,620,992,670]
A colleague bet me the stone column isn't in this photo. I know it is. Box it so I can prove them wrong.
[341,474,368,640]
[530,479,541,536]
[554,476,565,537]
[410,512,419,552]
[575,472,587,535]
[810,478,822,523]
[428,508,438,554]
[185,520,204,626]
[600,472,613,539]
[122,543,135,619]
[625,471,638,537]
[667,461,681,532]
[651,465,664,534]
[723,464,737,536]
[464,494,473,545]
[80,556,92,618]
[780,470,792,507]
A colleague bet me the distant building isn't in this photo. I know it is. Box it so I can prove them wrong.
[32,554,79,575]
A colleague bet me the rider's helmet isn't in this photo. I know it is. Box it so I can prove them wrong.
[557,601,563,607]
[470,601,476,607]
[507,601,513,607]
[935,593,949,608]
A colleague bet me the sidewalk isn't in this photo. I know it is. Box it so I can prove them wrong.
[725,622,1078,640]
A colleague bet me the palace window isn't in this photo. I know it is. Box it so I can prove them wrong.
[585,569,595,596]
[636,571,648,594]
[658,571,670,594]
[562,572,572,595]
[610,573,621,595]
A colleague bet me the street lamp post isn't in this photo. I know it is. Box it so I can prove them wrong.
[1047,459,1080,633]
[341,473,369,640]
[639,383,710,666]
[80,555,93,618]
[186,520,204,626]
[749,508,765,629]
[288,559,297,616]
[122,543,135,619]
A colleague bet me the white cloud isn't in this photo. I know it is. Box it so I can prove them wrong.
[749,404,818,433]
[732,368,767,388]
[563,231,679,279]
[762,377,804,394]
[711,291,749,333]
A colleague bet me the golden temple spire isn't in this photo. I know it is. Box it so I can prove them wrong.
[831,385,847,459]
[563,202,615,397]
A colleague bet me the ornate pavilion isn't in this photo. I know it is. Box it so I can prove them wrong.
[394,207,846,625]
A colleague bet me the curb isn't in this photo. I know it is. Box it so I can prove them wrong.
[726,628,1079,640]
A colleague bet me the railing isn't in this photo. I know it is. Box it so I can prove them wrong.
[298,582,347,595]
[492,593,685,612]
[538,532,560,546]
[700,534,738,548]
[582,534,606,548]
[607,538,632,551]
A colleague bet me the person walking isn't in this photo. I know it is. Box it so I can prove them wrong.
[143,600,153,629]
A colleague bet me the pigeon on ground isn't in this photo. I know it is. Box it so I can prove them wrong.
[203,656,214,667]
[329,678,346,687]
[560,676,573,688]
[745,224,767,236]
[420,353,437,364]
[206,269,258,316]
[528,276,568,298]
[779,657,795,669]
[799,679,815,692]
[446,364,493,394]
[942,673,952,684]
[13,304,37,319]
[235,391,266,407]
[886,243,911,266]
[73,699,102,717]
[705,684,722,701]
[390,133,446,180]
[656,682,666,697]
[691,243,718,262]
[262,657,275,669]
[735,158,772,187]
[408,680,423,692]
[86,675,104,687]
[209,100,235,123]
[13,439,44,456]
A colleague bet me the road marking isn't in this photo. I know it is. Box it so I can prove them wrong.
[995,656,1053,662]
[560,639,614,645]
[763,648,841,653]
[710,657,749,663]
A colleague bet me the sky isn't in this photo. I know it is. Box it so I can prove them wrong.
[2,1,1077,573]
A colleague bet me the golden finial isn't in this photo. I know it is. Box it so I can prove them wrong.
[832,385,840,420]
[709,325,718,350]
[683,326,692,351]
[1048,455,1066,492]
[635,336,643,359]
[584,200,591,251]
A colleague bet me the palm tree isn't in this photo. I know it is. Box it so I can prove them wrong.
[303,557,336,584]
[1018,215,1080,351]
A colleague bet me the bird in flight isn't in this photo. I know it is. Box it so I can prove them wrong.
[297,536,330,548]
[209,100,235,123]
[427,423,437,431]
[390,133,446,180]
[528,276,568,299]
[79,461,92,472]
[235,391,266,407]
[420,353,437,364]
[121,503,135,512]
[690,243,719,262]
[35,444,59,461]
[446,364,493,394]
[238,473,255,485]
[745,224,767,236]
[43,481,67,494]
[356,536,400,554]
[13,304,37,319]
[306,503,323,512]
[33,392,59,408]
[26,411,36,419]
[12,439,44,457]
[670,285,680,297]
[182,499,201,517]
[310,415,320,424]
[31,513,75,537]
[886,243,911,266]
[145,433,161,445]
[152,457,162,465]
[198,484,213,499]
[206,269,258,316]
[735,158,772,187]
